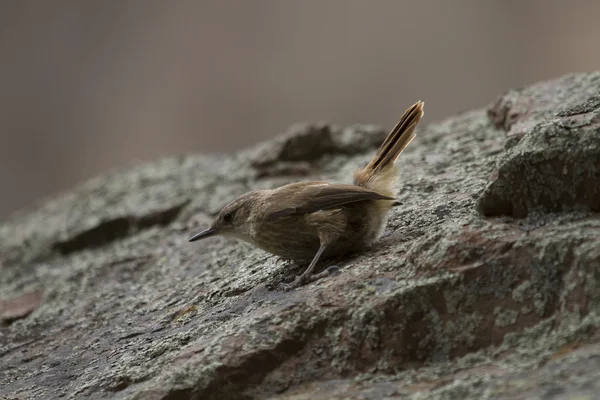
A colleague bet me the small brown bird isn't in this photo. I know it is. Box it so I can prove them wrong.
[189,101,424,289]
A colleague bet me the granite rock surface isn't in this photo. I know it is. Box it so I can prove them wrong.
[2,72,600,399]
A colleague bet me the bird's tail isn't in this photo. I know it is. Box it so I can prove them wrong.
[353,101,424,197]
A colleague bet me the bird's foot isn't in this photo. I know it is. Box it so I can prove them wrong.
[279,274,310,291]
[325,265,341,275]
[274,257,293,268]
[279,265,341,291]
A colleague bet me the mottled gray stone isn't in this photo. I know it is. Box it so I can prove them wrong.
[1,72,600,400]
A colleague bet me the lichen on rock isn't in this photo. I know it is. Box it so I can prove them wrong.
[2,72,600,399]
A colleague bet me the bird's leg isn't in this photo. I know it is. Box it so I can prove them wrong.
[280,244,327,291]
[299,244,327,279]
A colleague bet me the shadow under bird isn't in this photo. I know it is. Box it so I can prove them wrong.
[189,101,425,289]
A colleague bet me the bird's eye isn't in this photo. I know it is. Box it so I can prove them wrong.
[223,212,233,223]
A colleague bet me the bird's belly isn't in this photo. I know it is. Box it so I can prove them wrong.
[249,218,321,260]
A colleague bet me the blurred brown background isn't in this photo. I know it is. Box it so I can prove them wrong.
[1,0,599,220]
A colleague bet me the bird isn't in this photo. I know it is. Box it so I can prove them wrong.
[189,101,424,289]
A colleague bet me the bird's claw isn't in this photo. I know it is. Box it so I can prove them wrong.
[279,274,309,291]
[326,265,340,275]
[279,265,342,291]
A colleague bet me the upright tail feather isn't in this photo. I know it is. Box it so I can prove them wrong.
[354,101,424,195]
[364,101,424,174]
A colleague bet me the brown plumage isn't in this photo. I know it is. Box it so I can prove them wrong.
[189,101,424,289]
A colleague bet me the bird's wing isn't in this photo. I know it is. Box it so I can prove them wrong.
[266,182,394,219]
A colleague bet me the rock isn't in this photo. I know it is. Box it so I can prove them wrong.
[0,290,44,327]
[1,72,600,400]
[479,73,600,217]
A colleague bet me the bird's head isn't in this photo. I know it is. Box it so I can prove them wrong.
[188,191,260,243]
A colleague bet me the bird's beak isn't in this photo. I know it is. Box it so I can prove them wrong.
[188,227,218,242]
